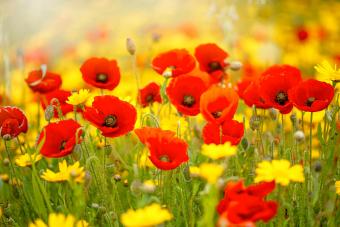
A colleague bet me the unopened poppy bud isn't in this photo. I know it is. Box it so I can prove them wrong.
[152,33,161,42]
[113,174,121,182]
[290,112,297,125]
[130,180,142,194]
[325,110,334,122]
[2,134,12,141]
[44,105,54,122]
[269,108,278,120]
[229,61,243,71]
[294,130,305,143]
[126,38,136,55]
[314,161,322,172]
[249,115,261,131]
[91,203,100,209]
[3,158,9,166]
[241,138,249,150]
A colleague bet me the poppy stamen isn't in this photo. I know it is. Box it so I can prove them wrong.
[159,155,171,162]
[208,61,222,72]
[96,73,108,83]
[212,111,222,118]
[104,115,117,128]
[182,95,195,107]
[275,91,288,105]
[306,97,316,107]
[60,141,67,150]
[146,94,154,103]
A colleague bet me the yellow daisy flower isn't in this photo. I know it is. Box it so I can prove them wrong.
[190,163,224,184]
[314,60,340,81]
[255,159,304,186]
[66,89,91,106]
[335,181,340,195]
[41,160,85,183]
[120,203,173,227]
[15,153,42,167]
[29,213,89,227]
[201,142,237,160]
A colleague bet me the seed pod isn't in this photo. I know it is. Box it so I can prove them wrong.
[2,134,11,141]
[113,174,121,182]
[44,105,54,122]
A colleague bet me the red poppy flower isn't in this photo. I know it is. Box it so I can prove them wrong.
[151,49,195,77]
[227,195,278,224]
[202,119,244,145]
[288,79,334,112]
[134,127,175,144]
[41,89,73,118]
[218,212,255,227]
[194,43,228,82]
[0,106,28,138]
[26,69,62,94]
[296,27,309,42]
[138,82,162,107]
[217,180,275,215]
[259,65,302,114]
[166,74,208,116]
[242,81,271,109]
[200,86,239,124]
[83,95,137,138]
[80,57,120,90]
[37,119,82,158]
[145,132,188,170]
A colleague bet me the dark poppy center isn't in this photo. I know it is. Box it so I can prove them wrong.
[182,95,195,107]
[159,155,171,162]
[208,61,222,71]
[96,73,108,83]
[275,91,288,106]
[60,140,67,150]
[306,97,315,107]
[146,94,154,103]
[212,111,222,118]
[104,115,117,127]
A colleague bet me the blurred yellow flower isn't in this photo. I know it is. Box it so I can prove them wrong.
[312,150,320,159]
[190,163,224,184]
[0,174,9,182]
[15,153,42,167]
[66,89,91,106]
[315,60,340,81]
[335,181,340,195]
[41,161,85,183]
[120,203,173,227]
[201,142,237,160]
[255,159,304,186]
[29,213,88,227]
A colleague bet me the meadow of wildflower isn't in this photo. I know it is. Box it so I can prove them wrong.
[0,0,339,226]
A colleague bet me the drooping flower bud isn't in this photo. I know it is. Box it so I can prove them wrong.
[44,105,54,122]
[126,38,136,55]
